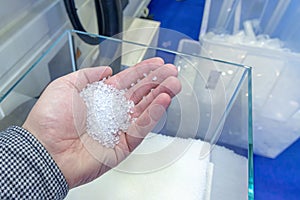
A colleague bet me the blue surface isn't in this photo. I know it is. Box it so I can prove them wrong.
[148,0,300,199]
[254,140,300,200]
[148,0,205,63]
[148,0,204,40]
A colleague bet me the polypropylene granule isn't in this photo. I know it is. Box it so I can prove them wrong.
[80,80,135,148]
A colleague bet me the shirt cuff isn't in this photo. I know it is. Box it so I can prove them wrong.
[0,126,69,199]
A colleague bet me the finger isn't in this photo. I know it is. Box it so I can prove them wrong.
[132,57,164,67]
[125,93,172,151]
[125,64,178,104]
[105,57,165,89]
[62,66,113,91]
[132,76,181,118]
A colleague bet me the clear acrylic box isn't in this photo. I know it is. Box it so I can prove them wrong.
[0,30,253,200]
[199,0,300,158]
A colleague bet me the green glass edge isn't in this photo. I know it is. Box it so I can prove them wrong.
[247,67,254,200]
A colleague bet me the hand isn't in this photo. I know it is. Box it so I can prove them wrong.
[22,57,181,188]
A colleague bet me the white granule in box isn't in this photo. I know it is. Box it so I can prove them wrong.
[80,80,135,148]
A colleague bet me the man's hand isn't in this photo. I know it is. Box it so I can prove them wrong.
[22,57,181,188]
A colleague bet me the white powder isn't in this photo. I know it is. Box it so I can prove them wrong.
[80,80,135,148]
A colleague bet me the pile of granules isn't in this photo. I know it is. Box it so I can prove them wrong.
[80,80,135,148]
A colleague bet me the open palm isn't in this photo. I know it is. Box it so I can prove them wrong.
[22,58,181,188]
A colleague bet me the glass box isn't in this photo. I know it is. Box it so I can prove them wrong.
[199,0,300,158]
[0,30,253,200]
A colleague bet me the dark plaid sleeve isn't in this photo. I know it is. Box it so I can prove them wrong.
[0,126,69,199]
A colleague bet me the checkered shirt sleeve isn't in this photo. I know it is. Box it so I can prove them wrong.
[0,126,69,199]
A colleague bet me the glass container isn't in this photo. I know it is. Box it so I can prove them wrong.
[0,30,253,200]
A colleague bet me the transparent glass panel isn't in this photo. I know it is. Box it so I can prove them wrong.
[0,30,253,200]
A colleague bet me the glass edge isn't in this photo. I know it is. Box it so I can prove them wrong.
[70,29,249,70]
[210,66,251,145]
[247,67,254,200]
[0,30,69,103]
[209,66,253,199]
